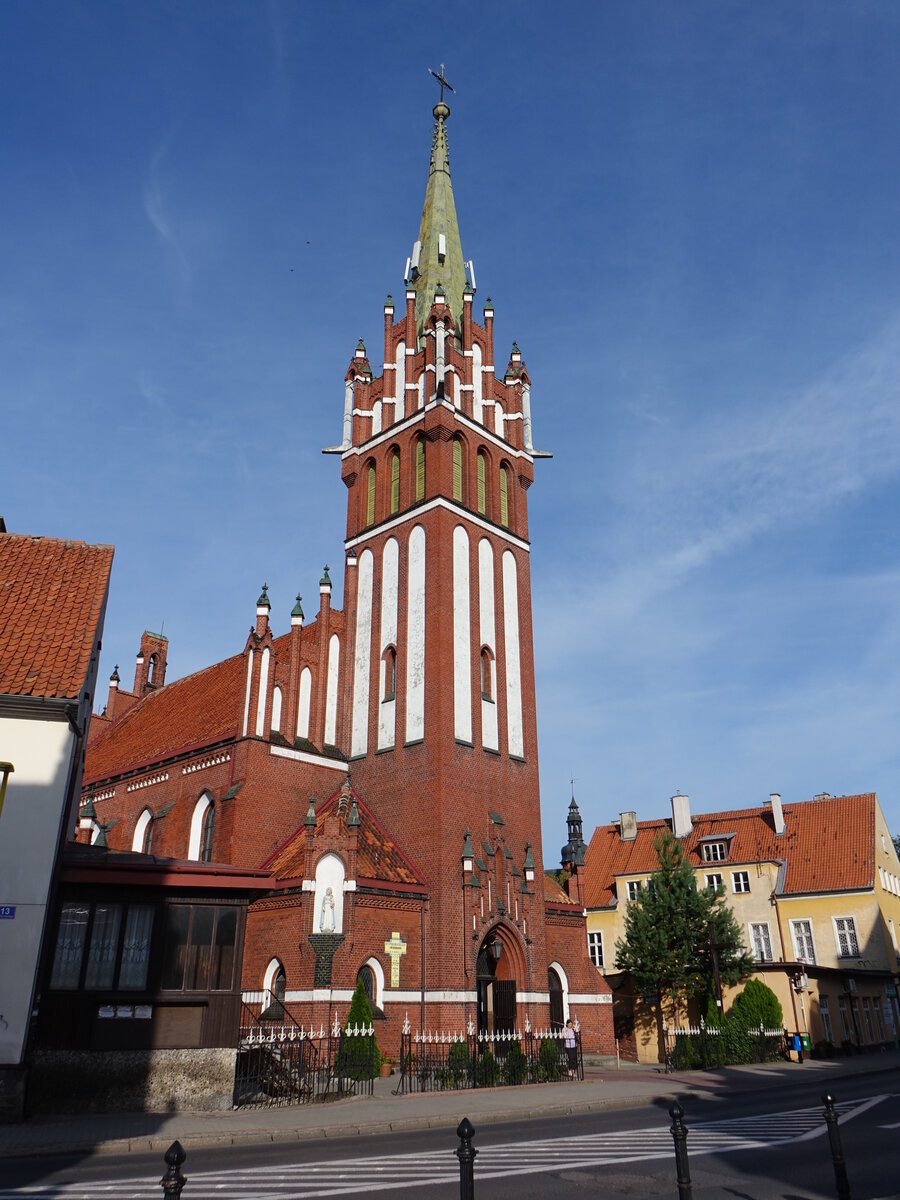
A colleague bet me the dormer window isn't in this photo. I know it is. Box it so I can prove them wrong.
[702,841,727,863]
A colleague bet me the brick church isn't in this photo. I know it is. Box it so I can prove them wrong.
[78,91,613,1056]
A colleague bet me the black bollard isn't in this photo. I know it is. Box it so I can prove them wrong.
[160,1140,187,1199]
[456,1116,478,1200]
[669,1101,693,1200]
[822,1093,852,1200]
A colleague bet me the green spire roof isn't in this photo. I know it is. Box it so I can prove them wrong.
[291,594,304,619]
[257,583,270,608]
[411,101,467,338]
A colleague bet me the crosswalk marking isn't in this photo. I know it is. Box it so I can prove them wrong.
[0,1096,887,1199]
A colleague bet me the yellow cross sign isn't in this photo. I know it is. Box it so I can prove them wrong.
[384,931,407,988]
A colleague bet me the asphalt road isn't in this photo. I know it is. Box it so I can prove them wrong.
[2,1069,899,1199]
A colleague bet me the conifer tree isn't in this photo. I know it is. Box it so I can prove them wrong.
[615,831,753,1016]
[342,977,381,1080]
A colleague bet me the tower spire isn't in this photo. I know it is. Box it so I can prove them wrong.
[409,74,467,339]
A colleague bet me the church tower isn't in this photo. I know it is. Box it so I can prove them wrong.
[329,87,553,1031]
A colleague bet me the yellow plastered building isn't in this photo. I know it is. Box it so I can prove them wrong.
[578,792,900,1063]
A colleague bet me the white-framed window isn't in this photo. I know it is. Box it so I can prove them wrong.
[749,922,773,962]
[132,808,154,854]
[819,995,833,1043]
[889,918,899,956]
[705,873,723,891]
[790,919,816,964]
[627,880,643,902]
[834,917,860,958]
[588,931,604,968]
[702,842,726,863]
[188,792,213,861]
[732,870,750,894]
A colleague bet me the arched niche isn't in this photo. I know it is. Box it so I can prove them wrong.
[312,852,345,935]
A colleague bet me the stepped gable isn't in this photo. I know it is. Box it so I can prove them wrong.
[582,793,877,908]
[83,648,254,784]
[0,533,113,698]
[263,787,425,888]
[543,871,579,907]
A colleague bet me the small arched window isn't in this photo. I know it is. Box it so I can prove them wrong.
[148,654,158,687]
[452,439,463,502]
[383,646,397,702]
[366,463,376,526]
[133,808,154,854]
[481,647,494,702]
[200,802,215,862]
[499,465,509,528]
[271,685,283,734]
[477,451,487,515]
[390,450,400,514]
[414,439,425,502]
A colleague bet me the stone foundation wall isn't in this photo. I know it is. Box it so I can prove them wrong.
[28,1048,237,1113]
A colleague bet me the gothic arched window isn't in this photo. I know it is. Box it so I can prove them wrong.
[366,463,376,526]
[477,451,487,515]
[414,439,425,502]
[383,646,397,702]
[390,450,400,514]
[452,438,463,502]
[499,464,509,528]
[200,802,214,862]
[133,808,153,854]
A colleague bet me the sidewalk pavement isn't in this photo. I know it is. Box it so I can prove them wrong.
[1,1050,897,1161]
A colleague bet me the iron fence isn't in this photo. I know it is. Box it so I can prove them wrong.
[233,1005,378,1107]
[665,1019,786,1071]
[393,1015,583,1093]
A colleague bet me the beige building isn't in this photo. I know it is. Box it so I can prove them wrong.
[579,792,900,1063]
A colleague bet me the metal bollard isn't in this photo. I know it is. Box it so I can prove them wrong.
[822,1093,852,1200]
[669,1101,693,1200]
[160,1140,187,1199]
[456,1116,478,1200]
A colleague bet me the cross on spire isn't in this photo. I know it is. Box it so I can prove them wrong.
[428,63,455,103]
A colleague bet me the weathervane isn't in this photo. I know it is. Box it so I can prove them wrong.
[428,63,455,103]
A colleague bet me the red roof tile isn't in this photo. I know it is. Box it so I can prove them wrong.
[265,787,425,888]
[84,652,245,783]
[582,794,877,907]
[0,534,113,699]
[543,871,579,906]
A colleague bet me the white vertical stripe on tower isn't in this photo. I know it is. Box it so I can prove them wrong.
[351,548,374,756]
[395,342,406,420]
[502,550,524,758]
[271,686,282,734]
[372,399,382,435]
[255,647,269,736]
[242,650,254,736]
[406,525,426,742]
[377,538,399,750]
[325,634,340,746]
[297,666,312,739]
[478,538,498,752]
[472,342,483,423]
[453,525,473,744]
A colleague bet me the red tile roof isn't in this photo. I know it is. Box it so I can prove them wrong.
[582,794,877,907]
[543,871,579,906]
[0,534,113,699]
[84,652,245,783]
[265,787,425,888]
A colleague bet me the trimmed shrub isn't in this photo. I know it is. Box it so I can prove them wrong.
[503,1040,528,1085]
[342,979,381,1081]
[731,978,783,1031]
[448,1039,472,1088]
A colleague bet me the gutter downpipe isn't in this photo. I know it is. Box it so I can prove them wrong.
[772,861,801,1038]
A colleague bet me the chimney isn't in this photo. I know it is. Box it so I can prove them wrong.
[671,792,692,840]
[768,792,786,836]
[620,811,637,841]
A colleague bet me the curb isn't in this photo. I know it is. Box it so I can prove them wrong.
[1,1057,896,1161]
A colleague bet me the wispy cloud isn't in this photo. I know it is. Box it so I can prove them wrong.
[142,138,190,279]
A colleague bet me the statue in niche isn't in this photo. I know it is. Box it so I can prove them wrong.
[319,886,336,933]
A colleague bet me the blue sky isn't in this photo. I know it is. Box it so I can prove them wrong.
[4,2,900,854]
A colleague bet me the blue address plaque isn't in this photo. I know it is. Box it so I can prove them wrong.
[0,906,16,919]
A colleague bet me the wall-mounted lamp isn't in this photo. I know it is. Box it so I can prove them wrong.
[0,761,14,823]
[489,938,503,962]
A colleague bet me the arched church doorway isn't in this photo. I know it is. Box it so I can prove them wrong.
[548,967,564,1030]
[476,929,518,1037]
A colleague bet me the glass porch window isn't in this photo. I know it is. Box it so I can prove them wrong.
[49,902,90,989]
[118,904,154,989]
[84,904,122,989]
